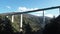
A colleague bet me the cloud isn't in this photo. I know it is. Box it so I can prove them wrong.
[45,14,59,18]
[16,7,44,16]
[17,7,47,14]
[6,6,11,9]
[16,6,48,16]
[45,14,54,18]
[17,7,39,12]
[18,7,27,11]
[15,6,57,18]
[16,7,55,18]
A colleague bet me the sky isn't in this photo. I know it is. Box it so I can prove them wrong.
[0,0,60,17]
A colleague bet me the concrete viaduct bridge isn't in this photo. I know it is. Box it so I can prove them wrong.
[0,6,60,32]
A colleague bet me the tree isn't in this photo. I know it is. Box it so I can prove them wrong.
[0,16,13,34]
[43,15,60,34]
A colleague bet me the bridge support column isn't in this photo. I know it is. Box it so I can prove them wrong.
[19,14,23,32]
[12,15,14,23]
[59,8,60,15]
[6,16,9,18]
[42,10,45,28]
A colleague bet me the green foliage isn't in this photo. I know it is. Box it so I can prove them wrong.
[0,14,51,32]
[0,15,13,34]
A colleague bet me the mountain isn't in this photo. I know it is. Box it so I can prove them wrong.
[23,14,51,29]
[0,14,52,32]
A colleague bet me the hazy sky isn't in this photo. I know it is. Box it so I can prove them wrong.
[0,0,60,17]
